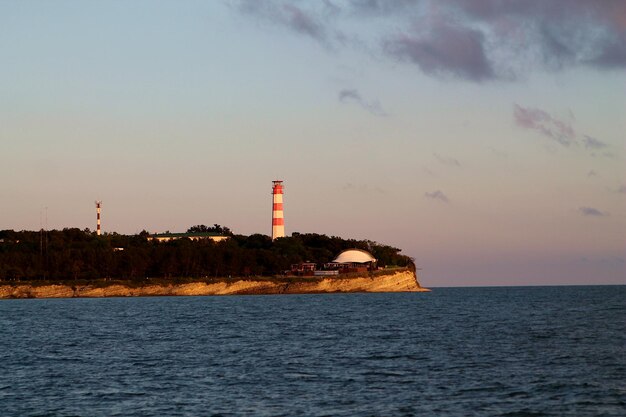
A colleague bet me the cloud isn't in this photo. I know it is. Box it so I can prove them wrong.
[513,104,576,146]
[236,0,626,83]
[514,106,613,157]
[589,38,626,69]
[447,0,626,73]
[618,185,626,194]
[235,0,333,47]
[348,0,419,16]
[383,20,494,81]
[434,153,461,167]
[425,190,449,203]
[283,4,326,40]
[582,135,608,150]
[579,207,608,217]
[587,170,597,178]
[338,89,387,116]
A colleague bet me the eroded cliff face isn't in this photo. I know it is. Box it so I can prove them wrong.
[0,270,429,299]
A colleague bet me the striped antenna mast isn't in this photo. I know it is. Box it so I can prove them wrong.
[95,201,102,236]
[271,181,285,240]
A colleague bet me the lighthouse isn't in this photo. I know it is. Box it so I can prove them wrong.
[271,181,285,240]
[95,200,102,236]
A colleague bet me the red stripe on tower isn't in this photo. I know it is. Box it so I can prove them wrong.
[271,181,285,240]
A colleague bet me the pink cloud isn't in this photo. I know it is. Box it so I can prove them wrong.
[514,104,576,146]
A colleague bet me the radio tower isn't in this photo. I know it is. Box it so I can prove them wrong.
[271,181,285,240]
[95,200,102,236]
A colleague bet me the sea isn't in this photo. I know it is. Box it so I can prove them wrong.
[0,286,624,416]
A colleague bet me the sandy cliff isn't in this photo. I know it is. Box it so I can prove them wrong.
[0,270,429,299]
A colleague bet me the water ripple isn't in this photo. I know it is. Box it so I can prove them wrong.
[0,286,624,416]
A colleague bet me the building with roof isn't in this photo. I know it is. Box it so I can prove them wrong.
[290,262,317,276]
[331,248,377,273]
[333,249,376,264]
[148,232,229,243]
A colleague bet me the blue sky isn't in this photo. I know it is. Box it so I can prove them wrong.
[1,0,625,286]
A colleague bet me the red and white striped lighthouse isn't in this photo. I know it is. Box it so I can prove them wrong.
[95,200,102,236]
[271,181,285,240]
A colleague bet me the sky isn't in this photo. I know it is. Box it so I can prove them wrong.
[1,0,625,286]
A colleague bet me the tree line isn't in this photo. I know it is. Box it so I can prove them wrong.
[0,227,415,281]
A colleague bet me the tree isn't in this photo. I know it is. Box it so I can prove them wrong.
[186,224,233,235]
[0,229,414,281]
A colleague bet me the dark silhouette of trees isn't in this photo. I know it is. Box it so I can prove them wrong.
[0,228,414,282]
[186,224,233,236]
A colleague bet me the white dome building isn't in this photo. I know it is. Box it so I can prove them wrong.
[333,249,376,264]
[321,249,377,274]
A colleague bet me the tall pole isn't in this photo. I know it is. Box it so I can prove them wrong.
[95,201,102,236]
[271,181,285,240]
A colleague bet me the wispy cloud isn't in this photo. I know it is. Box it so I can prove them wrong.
[434,153,461,167]
[383,21,493,82]
[235,0,336,47]
[338,89,387,116]
[579,207,608,217]
[348,0,419,16]
[582,135,608,150]
[513,105,614,158]
[514,104,576,146]
[425,190,450,203]
[236,0,626,83]
[587,170,597,178]
[618,185,626,194]
[283,4,327,41]
[391,0,626,79]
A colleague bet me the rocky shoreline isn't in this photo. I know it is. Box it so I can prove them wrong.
[0,270,429,299]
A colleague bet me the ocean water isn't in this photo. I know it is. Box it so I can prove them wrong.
[0,286,624,416]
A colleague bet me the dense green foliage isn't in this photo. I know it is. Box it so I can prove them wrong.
[186,224,233,235]
[0,228,414,281]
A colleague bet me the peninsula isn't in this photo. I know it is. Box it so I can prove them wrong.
[0,227,429,298]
